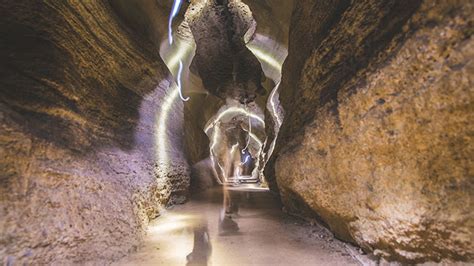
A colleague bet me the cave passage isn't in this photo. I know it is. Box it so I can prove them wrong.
[116,188,358,265]
[0,0,472,265]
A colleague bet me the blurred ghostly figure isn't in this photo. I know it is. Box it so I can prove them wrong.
[205,100,265,235]
[218,122,244,235]
[187,217,212,266]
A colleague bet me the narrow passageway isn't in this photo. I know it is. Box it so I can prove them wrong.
[1,0,472,265]
[116,188,359,265]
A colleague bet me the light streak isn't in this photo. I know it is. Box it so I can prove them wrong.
[242,155,250,164]
[156,27,194,168]
[205,105,263,178]
[242,105,252,154]
[247,44,282,72]
[248,132,263,147]
[269,81,282,126]
[176,60,190,101]
[209,125,225,183]
[230,143,239,155]
[204,107,264,133]
[164,41,192,71]
[247,35,287,169]
[156,86,179,168]
[168,0,183,45]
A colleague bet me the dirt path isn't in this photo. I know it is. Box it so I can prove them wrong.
[115,188,361,265]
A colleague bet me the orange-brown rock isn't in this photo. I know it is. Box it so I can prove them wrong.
[0,1,189,263]
[270,0,473,263]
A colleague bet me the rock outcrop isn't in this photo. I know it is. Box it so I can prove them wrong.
[0,1,189,264]
[270,0,473,263]
[185,0,266,102]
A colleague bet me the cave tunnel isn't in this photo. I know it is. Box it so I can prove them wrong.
[0,0,473,265]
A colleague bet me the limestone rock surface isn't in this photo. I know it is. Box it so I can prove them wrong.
[0,1,189,263]
[270,0,474,263]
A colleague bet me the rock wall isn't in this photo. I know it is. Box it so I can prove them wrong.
[270,0,473,263]
[0,1,188,264]
[185,0,266,102]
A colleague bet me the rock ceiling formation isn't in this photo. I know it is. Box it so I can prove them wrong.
[185,0,266,103]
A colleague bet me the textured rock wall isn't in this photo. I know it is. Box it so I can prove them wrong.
[241,0,293,46]
[185,0,266,102]
[109,0,171,45]
[270,0,473,263]
[0,1,188,264]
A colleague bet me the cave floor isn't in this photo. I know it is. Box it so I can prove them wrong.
[115,187,360,265]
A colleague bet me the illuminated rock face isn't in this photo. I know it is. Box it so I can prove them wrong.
[0,1,189,264]
[270,0,473,263]
[1,0,473,264]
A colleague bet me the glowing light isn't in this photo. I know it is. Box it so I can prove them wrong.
[204,107,264,133]
[248,132,263,147]
[205,104,264,184]
[209,125,226,184]
[242,108,252,154]
[247,44,282,72]
[164,41,193,71]
[156,31,194,168]
[168,0,183,45]
[242,155,250,164]
[149,218,187,234]
[148,213,194,234]
[247,35,287,169]
[177,60,190,101]
[269,81,282,126]
[230,143,239,155]
[156,86,180,167]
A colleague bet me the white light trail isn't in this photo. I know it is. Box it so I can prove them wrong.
[242,106,252,154]
[247,35,288,168]
[230,143,239,155]
[156,27,194,168]
[242,154,250,164]
[248,132,263,147]
[156,86,179,168]
[204,107,264,133]
[176,60,190,101]
[269,81,282,126]
[209,125,225,183]
[168,0,183,45]
[247,44,283,72]
[165,42,192,71]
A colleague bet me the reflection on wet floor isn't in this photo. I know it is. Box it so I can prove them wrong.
[115,188,359,266]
